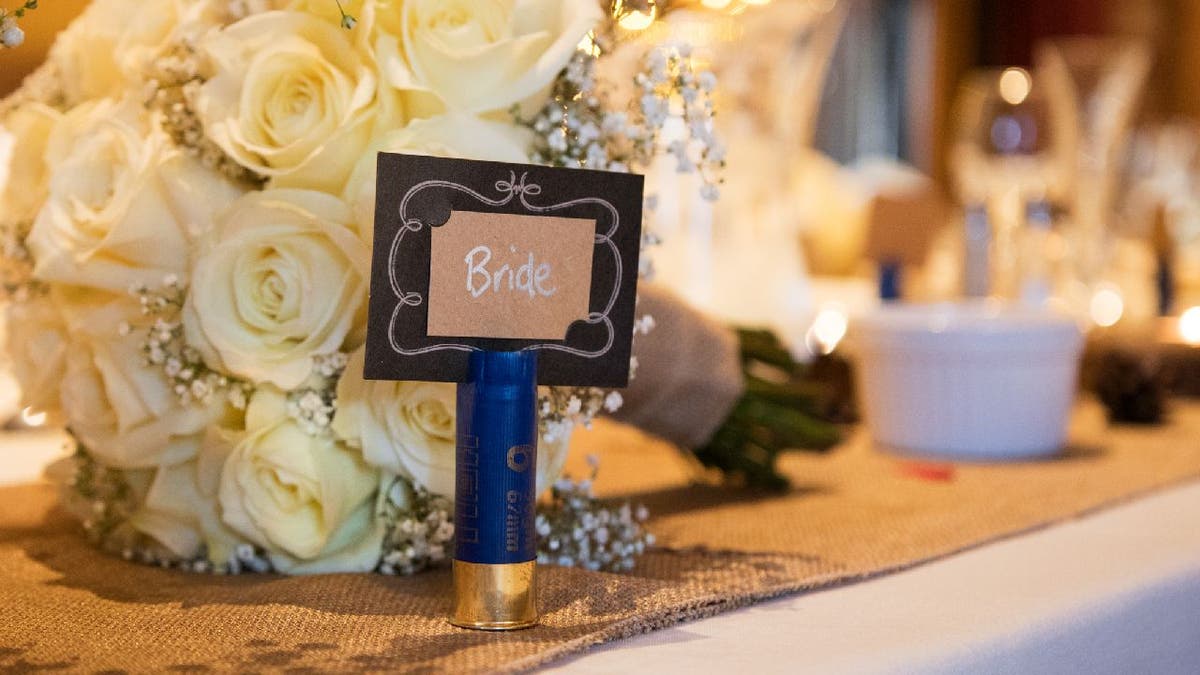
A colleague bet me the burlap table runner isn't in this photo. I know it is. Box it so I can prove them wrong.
[3,401,1199,673]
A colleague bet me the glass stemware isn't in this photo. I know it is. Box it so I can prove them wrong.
[949,66,1066,301]
[1036,38,1151,318]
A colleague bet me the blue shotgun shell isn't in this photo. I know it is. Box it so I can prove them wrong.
[454,349,539,565]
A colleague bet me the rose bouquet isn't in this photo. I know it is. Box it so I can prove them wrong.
[0,0,725,574]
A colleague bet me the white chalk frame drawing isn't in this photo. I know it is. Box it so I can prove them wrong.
[387,171,618,359]
[364,153,644,387]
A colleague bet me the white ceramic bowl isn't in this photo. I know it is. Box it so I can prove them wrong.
[849,302,1084,460]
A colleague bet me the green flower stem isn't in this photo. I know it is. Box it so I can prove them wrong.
[693,328,843,490]
[743,374,826,416]
[3,0,37,19]
[738,327,802,375]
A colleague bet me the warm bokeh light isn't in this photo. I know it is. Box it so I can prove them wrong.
[1089,285,1124,328]
[806,305,849,355]
[998,67,1032,106]
[20,407,46,427]
[1180,306,1200,345]
[618,7,657,31]
[701,0,733,8]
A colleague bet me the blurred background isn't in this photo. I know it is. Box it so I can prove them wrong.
[601,0,1200,360]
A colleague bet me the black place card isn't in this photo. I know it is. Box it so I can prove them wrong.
[363,153,644,387]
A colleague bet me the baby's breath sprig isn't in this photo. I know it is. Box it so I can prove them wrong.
[128,275,252,409]
[0,1,37,50]
[333,0,357,30]
[538,385,624,446]
[522,45,724,201]
[62,447,138,547]
[524,51,628,173]
[0,220,43,301]
[285,352,347,434]
[286,387,337,435]
[537,313,655,439]
[540,387,602,429]
[312,351,350,380]
[536,457,655,572]
[377,476,455,576]
[641,45,725,199]
[145,42,267,187]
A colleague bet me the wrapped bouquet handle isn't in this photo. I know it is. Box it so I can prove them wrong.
[615,284,841,489]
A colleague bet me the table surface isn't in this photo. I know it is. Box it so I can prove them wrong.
[4,429,1199,674]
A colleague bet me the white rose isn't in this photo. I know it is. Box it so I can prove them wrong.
[197,11,389,193]
[332,348,573,498]
[127,452,244,564]
[50,0,219,104]
[60,298,220,469]
[216,387,384,574]
[26,98,244,295]
[113,0,224,82]
[0,103,60,224]
[331,348,457,496]
[343,113,531,241]
[184,189,369,390]
[376,0,602,114]
[48,0,129,103]
[4,294,69,422]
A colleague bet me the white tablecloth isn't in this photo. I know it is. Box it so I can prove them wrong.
[547,482,1200,674]
[5,431,1199,674]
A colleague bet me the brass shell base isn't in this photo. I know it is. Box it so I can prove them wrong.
[449,559,538,631]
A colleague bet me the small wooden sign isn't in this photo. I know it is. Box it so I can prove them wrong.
[364,153,644,387]
[863,187,949,266]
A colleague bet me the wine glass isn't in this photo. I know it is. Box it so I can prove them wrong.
[949,66,1068,300]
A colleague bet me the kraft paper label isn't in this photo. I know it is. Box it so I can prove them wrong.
[427,211,596,340]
